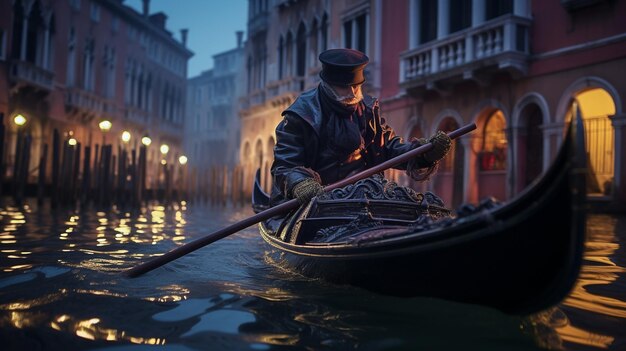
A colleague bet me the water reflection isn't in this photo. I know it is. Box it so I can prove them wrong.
[0,201,624,350]
[529,215,626,350]
[50,314,166,345]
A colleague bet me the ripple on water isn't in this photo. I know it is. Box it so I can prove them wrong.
[181,309,256,337]
[0,266,70,289]
[152,293,236,322]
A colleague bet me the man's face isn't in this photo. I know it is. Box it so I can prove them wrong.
[330,83,363,106]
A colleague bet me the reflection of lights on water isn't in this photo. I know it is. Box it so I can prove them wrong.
[144,295,186,303]
[10,311,39,329]
[56,315,71,322]
[530,215,625,350]
[530,307,615,349]
[557,322,614,349]
[4,264,32,272]
[52,314,166,344]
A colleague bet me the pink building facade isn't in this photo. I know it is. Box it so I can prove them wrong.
[240,0,625,209]
[381,0,626,209]
[0,0,191,188]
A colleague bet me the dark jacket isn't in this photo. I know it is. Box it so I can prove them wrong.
[270,85,430,206]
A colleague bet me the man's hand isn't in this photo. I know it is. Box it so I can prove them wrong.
[423,130,452,164]
[292,178,324,205]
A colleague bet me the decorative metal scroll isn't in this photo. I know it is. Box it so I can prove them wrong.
[310,177,504,244]
[313,212,383,243]
[318,174,445,207]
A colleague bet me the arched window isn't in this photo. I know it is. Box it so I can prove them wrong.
[26,0,44,64]
[278,36,284,80]
[296,22,306,77]
[12,0,24,59]
[285,31,293,77]
[310,19,318,65]
[480,110,507,171]
[246,56,252,93]
[320,13,328,52]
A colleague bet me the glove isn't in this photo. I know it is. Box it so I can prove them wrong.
[423,130,452,164]
[292,178,324,205]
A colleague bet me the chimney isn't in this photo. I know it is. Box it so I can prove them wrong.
[181,29,188,47]
[142,0,150,16]
[149,13,167,29]
[236,31,244,48]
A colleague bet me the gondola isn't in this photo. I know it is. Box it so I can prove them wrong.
[252,116,587,315]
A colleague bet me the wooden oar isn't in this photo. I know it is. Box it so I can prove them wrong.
[125,123,476,277]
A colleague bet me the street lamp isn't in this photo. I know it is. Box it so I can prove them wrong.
[160,144,169,156]
[68,137,78,146]
[98,120,112,132]
[99,119,112,145]
[141,136,152,146]
[13,114,27,127]
[178,155,188,165]
[121,130,131,143]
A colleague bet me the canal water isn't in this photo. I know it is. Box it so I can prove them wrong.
[0,199,624,350]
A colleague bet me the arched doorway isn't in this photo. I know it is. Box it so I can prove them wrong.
[433,117,463,208]
[254,138,264,192]
[265,136,275,193]
[242,141,252,198]
[476,110,508,201]
[566,88,616,196]
[518,104,544,192]
[405,121,424,191]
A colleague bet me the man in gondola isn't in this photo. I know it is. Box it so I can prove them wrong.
[270,48,452,207]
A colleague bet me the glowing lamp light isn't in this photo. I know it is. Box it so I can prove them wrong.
[160,144,169,155]
[141,136,152,146]
[160,159,167,165]
[178,155,188,165]
[98,120,112,132]
[68,138,78,146]
[121,131,131,143]
[14,114,27,126]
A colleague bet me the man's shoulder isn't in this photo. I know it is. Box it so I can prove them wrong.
[282,87,322,133]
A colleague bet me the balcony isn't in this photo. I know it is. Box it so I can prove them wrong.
[266,76,305,100]
[157,119,185,139]
[10,60,54,92]
[240,76,305,111]
[248,13,269,35]
[400,15,531,92]
[65,88,105,120]
[276,0,302,10]
[124,106,148,124]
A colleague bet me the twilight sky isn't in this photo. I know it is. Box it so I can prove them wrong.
[125,0,248,78]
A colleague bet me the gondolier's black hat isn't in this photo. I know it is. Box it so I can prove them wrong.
[319,48,369,86]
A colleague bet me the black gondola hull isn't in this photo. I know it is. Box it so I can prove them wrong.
[256,116,586,315]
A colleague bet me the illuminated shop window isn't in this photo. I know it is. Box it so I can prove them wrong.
[479,110,507,171]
